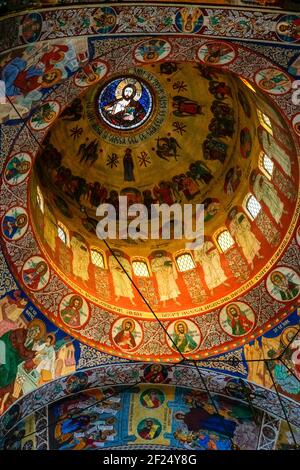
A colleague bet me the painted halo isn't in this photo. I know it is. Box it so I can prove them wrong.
[111,317,143,352]
[21,256,50,292]
[3,152,32,186]
[134,39,171,63]
[166,319,201,354]
[255,68,291,95]
[266,267,300,303]
[59,294,90,329]
[197,41,236,66]
[1,206,28,242]
[29,101,61,131]
[219,302,256,337]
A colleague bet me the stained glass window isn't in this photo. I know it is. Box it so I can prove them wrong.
[57,222,68,245]
[257,109,273,135]
[36,185,44,213]
[98,77,153,131]
[261,153,274,177]
[91,249,105,268]
[132,260,150,277]
[245,194,262,220]
[217,230,235,252]
[240,77,256,93]
[176,253,195,272]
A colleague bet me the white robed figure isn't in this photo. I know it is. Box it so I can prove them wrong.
[151,254,180,306]
[229,212,262,269]
[194,241,228,294]
[44,205,57,252]
[70,236,90,281]
[253,174,285,225]
[262,130,292,177]
[109,254,135,305]
[32,335,56,380]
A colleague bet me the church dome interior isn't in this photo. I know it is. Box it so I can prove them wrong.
[0,0,299,454]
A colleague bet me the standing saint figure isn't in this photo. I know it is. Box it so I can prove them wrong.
[32,333,56,384]
[123,148,135,182]
[253,173,285,225]
[70,236,90,282]
[194,241,228,295]
[261,130,292,177]
[151,253,181,307]
[229,212,263,270]
[109,253,136,305]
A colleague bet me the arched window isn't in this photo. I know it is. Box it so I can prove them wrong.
[245,194,261,220]
[36,185,44,213]
[216,230,235,253]
[261,153,274,178]
[91,249,105,269]
[257,109,273,135]
[176,253,195,272]
[132,259,150,277]
[57,221,69,246]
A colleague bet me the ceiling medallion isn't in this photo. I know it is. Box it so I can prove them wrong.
[89,68,168,146]
[98,76,153,131]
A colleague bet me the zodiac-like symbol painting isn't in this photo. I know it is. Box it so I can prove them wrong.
[111,318,143,352]
[98,77,153,130]
[59,294,90,329]
[4,152,32,185]
[134,39,171,63]
[143,364,170,383]
[266,267,300,302]
[198,42,236,66]
[175,7,203,33]
[91,7,117,34]
[255,68,291,95]
[30,101,60,130]
[74,60,108,88]
[66,372,89,394]
[2,207,28,241]
[156,136,181,161]
[137,418,162,440]
[276,15,300,43]
[219,302,255,337]
[22,256,50,291]
[166,319,201,354]
[20,12,43,43]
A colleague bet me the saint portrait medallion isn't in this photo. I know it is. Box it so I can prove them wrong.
[98,76,153,131]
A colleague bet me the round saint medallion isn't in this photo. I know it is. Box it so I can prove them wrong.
[98,76,153,131]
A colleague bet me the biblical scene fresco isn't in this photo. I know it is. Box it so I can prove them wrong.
[1,380,298,450]
[244,309,300,402]
[33,386,265,450]
[0,289,82,416]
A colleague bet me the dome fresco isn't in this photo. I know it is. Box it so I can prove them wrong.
[0,2,299,452]
[29,62,298,329]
